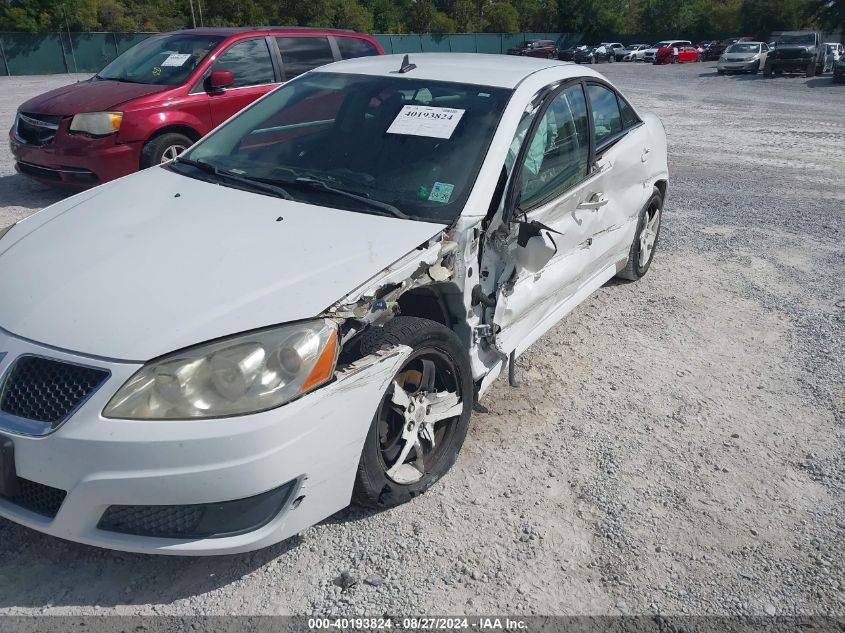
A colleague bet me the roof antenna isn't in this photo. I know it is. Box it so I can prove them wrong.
[398,54,416,74]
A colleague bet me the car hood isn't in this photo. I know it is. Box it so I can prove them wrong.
[0,167,445,361]
[17,78,171,116]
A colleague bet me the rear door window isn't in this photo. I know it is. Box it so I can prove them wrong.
[276,36,335,80]
[213,38,276,88]
[336,36,379,60]
[586,83,622,145]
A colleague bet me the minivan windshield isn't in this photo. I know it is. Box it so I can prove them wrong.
[177,72,512,223]
[726,43,760,53]
[96,33,224,85]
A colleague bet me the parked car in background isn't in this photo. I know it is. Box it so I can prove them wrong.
[558,45,587,61]
[764,31,825,77]
[822,43,843,73]
[574,45,615,63]
[654,45,699,64]
[601,42,625,60]
[506,40,558,59]
[643,40,691,63]
[833,53,845,83]
[717,41,769,74]
[9,27,382,189]
[0,53,669,555]
[620,44,650,61]
[702,37,753,61]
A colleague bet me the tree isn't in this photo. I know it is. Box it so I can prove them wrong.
[483,0,519,31]
[810,0,845,40]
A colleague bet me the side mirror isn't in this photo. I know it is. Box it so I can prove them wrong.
[208,69,234,91]
[515,221,558,273]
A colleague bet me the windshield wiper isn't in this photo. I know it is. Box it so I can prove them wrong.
[174,158,295,201]
[292,177,409,220]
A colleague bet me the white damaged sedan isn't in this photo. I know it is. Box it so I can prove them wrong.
[0,54,667,554]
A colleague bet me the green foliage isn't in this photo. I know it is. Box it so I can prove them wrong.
[0,0,827,38]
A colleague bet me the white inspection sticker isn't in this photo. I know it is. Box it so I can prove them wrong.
[386,105,465,139]
[161,53,191,67]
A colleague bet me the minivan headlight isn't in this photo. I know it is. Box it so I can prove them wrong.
[104,320,339,420]
[69,112,123,136]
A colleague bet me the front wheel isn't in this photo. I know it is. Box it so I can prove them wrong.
[352,317,473,508]
[617,188,662,281]
[763,61,773,77]
[806,60,816,77]
[140,132,193,168]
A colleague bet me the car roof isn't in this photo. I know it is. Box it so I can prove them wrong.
[168,26,359,37]
[321,53,580,88]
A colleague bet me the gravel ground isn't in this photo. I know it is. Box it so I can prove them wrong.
[0,61,843,617]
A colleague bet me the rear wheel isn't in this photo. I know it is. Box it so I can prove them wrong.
[352,317,473,509]
[617,188,662,281]
[140,132,193,168]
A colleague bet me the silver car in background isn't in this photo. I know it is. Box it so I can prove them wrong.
[620,44,650,61]
[718,41,769,74]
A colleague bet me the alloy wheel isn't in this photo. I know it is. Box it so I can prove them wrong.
[377,351,464,485]
[160,144,187,163]
[638,205,661,268]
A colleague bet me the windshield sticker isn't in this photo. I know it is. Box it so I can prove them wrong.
[387,106,465,139]
[428,182,454,204]
[161,53,192,67]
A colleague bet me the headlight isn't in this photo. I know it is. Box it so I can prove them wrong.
[69,112,123,136]
[0,223,14,242]
[104,320,339,420]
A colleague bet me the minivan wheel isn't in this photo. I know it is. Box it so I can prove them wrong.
[617,188,663,281]
[352,317,473,509]
[141,132,193,168]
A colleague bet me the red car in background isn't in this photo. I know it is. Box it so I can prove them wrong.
[654,45,701,64]
[10,27,382,188]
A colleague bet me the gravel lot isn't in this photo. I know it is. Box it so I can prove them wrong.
[0,61,843,618]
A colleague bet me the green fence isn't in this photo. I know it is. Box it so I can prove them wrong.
[0,31,585,76]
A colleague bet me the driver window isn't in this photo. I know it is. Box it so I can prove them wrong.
[213,38,276,88]
[518,84,590,209]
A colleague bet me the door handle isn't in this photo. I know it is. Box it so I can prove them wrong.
[641,147,651,162]
[577,195,608,211]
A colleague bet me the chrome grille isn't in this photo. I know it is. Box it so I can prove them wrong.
[0,355,109,432]
[15,112,61,146]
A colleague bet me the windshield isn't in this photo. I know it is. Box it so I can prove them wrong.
[726,43,760,53]
[179,72,511,223]
[776,34,815,46]
[97,33,223,85]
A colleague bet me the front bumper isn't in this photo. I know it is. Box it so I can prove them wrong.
[0,329,409,555]
[768,57,813,72]
[718,59,759,72]
[9,122,141,189]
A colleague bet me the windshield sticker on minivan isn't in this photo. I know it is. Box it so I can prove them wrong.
[387,106,465,139]
[428,182,454,203]
[161,53,192,67]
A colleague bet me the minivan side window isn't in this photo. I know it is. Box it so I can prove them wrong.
[213,38,276,88]
[276,37,335,80]
[586,83,622,145]
[519,84,590,208]
[336,36,379,60]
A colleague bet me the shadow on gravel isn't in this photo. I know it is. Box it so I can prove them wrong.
[0,518,304,608]
[0,173,67,211]
[806,77,841,88]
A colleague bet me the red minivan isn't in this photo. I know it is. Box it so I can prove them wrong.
[9,27,383,188]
